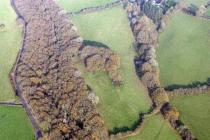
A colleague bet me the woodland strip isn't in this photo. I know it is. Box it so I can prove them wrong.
[10,0,109,139]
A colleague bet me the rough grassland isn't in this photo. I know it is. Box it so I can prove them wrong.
[0,106,34,140]
[171,94,210,140]
[71,6,151,131]
[120,115,181,140]
[58,0,117,12]
[157,12,210,87]
[0,0,22,101]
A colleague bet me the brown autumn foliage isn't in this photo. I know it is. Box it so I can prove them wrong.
[12,0,108,139]
[151,88,169,107]
[79,45,122,86]
[133,16,158,45]
[163,106,179,121]
[161,103,196,140]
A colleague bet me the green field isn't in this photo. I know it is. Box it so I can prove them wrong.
[58,0,117,12]
[120,114,181,140]
[182,0,209,6]
[157,12,210,87]
[0,0,22,101]
[71,6,152,131]
[0,106,34,140]
[171,94,210,140]
[204,8,210,16]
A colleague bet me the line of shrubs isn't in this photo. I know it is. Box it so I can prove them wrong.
[124,1,197,139]
[167,85,210,97]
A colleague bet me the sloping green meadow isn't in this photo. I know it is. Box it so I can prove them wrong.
[0,0,22,101]
[157,12,210,87]
[171,94,210,140]
[71,6,152,131]
[58,0,117,12]
[121,115,181,140]
[0,106,34,140]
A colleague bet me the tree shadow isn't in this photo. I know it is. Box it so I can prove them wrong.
[82,40,109,49]
[108,115,143,135]
[165,77,210,91]
[108,107,153,135]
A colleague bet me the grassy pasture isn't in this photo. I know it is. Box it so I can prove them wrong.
[0,106,34,140]
[171,94,210,140]
[157,12,210,87]
[0,0,22,101]
[120,114,181,140]
[71,6,152,131]
[204,8,210,16]
[182,0,209,6]
[58,0,117,12]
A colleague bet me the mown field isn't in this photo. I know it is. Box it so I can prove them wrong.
[0,0,22,101]
[71,6,152,131]
[0,106,34,140]
[157,12,210,87]
[58,0,117,12]
[120,115,181,140]
[171,94,210,140]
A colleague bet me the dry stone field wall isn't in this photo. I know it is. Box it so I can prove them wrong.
[125,1,196,140]
[11,0,110,139]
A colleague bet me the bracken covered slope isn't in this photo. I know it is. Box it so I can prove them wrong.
[11,0,108,139]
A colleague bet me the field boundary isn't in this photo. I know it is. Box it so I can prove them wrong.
[110,109,159,139]
[67,0,122,17]
[123,1,197,139]
[0,101,22,106]
[167,85,210,97]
